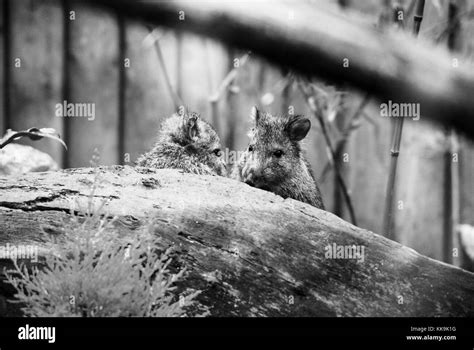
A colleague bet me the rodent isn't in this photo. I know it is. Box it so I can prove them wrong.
[136,111,227,176]
[232,107,324,209]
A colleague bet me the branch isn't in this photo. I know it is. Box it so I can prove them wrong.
[208,51,250,103]
[77,0,474,140]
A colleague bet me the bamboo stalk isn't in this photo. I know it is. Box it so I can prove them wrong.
[382,0,425,240]
[382,116,405,240]
[412,0,425,34]
[444,0,462,264]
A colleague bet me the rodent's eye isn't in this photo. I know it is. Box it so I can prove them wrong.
[273,150,284,158]
[248,145,254,152]
[213,149,222,157]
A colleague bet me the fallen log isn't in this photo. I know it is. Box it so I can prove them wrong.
[0,166,473,316]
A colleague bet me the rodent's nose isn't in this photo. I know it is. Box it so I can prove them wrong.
[244,169,256,187]
[244,169,264,188]
[245,179,255,187]
[245,173,271,192]
[245,181,255,187]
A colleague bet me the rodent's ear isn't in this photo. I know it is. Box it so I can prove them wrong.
[286,115,311,141]
[250,106,260,124]
[183,113,199,140]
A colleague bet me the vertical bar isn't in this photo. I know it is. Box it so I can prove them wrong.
[443,0,462,264]
[117,13,126,165]
[225,48,237,150]
[175,31,183,107]
[62,0,71,168]
[9,0,63,164]
[2,0,10,132]
[67,4,120,167]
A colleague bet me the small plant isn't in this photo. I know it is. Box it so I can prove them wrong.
[4,151,208,317]
[6,231,206,317]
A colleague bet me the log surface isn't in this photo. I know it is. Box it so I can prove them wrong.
[0,166,473,316]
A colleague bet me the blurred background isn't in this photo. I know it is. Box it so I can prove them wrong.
[0,0,473,266]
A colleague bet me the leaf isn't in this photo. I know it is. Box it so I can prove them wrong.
[260,92,274,106]
[327,109,337,123]
[0,127,68,150]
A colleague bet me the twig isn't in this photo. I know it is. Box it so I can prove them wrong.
[319,93,371,182]
[203,39,219,131]
[208,51,250,103]
[146,27,184,111]
[299,81,358,226]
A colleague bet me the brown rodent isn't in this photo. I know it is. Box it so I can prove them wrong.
[136,111,226,176]
[232,107,324,209]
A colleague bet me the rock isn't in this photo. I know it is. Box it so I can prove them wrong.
[0,144,59,176]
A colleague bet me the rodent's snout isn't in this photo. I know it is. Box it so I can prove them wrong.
[244,178,256,187]
[242,159,271,190]
[243,169,256,186]
[243,170,271,191]
[243,169,260,188]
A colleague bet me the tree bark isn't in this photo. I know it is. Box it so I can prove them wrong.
[0,166,473,316]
